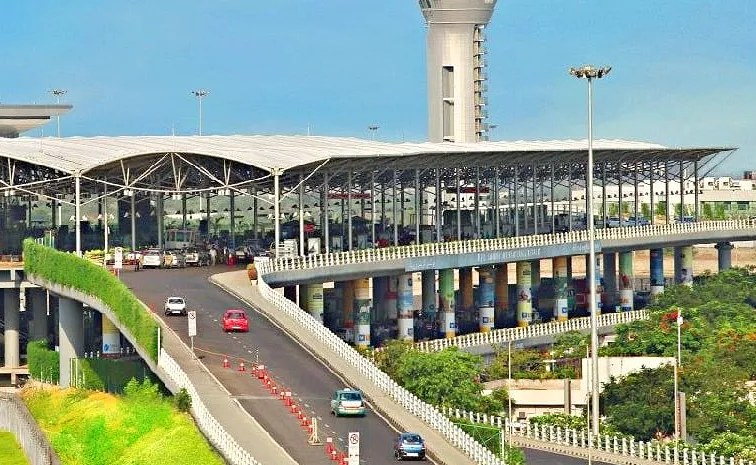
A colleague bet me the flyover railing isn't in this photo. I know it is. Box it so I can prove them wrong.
[442,407,754,465]
[413,310,649,352]
[158,349,262,465]
[255,276,505,465]
[267,219,756,272]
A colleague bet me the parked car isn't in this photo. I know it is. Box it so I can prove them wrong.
[393,432,427,461]
[234,246,251,263]
[184,248,209,266]
[606,217,622,228]
[141,249,163,269]
[330,388,366,417]
[222,309,249,333]
[164,297,187,316]
[163,250,186,268]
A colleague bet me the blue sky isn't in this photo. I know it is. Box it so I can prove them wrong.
[1,0,754,174]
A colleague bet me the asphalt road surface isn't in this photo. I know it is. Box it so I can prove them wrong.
[123,265,609,465]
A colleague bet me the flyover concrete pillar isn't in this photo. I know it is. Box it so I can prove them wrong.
[458,268,474,311]
[476,267,494,333]
[396,273,414,341]
[516,261,533,327]
[674,246,694,286]
[3,289,21,369]
[386,276,398,322]
[303,284,324,324]
[494,264,509,328]
[29,288,49,342]
[552,257,569,321]
[421,270,437,336]
[341,281,355,335]
[602,252,617,310]
[649,248,665,296]
[438,269,456,338]
[715,242,733,271]
[59,297,84,388]
[372,276,387,325]
[530,260,541,303]
[102,315,121,356]
[618,251,634,312]
[352,278,371,348]
[586,255,602,315]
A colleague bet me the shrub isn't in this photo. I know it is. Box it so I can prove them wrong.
[174,388,192,413]
[27,339,59,383]
[23,239,158,361]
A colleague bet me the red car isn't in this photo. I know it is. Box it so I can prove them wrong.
[222,309,249,333]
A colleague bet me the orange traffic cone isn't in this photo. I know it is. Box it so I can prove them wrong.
[223,356,230,369]
[238,360,245,372]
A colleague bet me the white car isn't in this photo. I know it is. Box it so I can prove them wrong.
[142,249,163,269]
[164,297,187,316]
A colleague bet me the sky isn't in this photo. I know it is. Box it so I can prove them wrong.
[1,0,754,175]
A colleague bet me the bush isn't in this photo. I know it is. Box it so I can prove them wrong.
[23,239,158,361]
[452,418,525,464]
[75,358,153,393]
[27,339,59,383]
[174,388,192,413]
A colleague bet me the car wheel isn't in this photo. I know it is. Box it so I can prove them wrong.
[394,450,402,461]
[164,311,169,316]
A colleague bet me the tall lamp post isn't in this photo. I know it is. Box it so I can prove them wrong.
[49,88,67,137]
[368,124,380,140]
[191,89,210,136]
[569,64,612,438]
[674,308,683,463]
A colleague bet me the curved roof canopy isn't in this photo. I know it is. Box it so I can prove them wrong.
[0,134,731,175]
[0,105,72,138]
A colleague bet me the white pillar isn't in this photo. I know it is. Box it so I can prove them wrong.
[3,289,21,368]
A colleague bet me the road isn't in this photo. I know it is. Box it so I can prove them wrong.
[123,265,609,465]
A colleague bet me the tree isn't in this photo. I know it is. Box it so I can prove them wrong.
[655,201,667,218]
[487,347,548,380]
[608,203,619,217]
[640,203,650,219]
[395,347,494,413]
[372,339,414,379]
[701,202,714,220]
[551,331,589,359]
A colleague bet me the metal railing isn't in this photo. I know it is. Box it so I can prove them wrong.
[158,349,262,465]
[259,219,756,273]
[256,277,505,465]
[442,407,755,465]
[413,310,648,352]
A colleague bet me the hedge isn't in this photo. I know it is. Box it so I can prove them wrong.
[27,339,59,383]
[23,239,158,361]
[75,358,155,393]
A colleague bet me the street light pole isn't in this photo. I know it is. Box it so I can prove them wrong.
[191,89,210,136]
[507,339,513,449]
[49,89,67,137]
[569,64,611,438]
[674,309,683,463]
[368,124,380,140]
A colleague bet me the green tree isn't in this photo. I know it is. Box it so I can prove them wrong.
[487,347,549,380]
[373,339,414,379]
[701,202,714,220]
[655,201,667,218]
[640,203,650,219]
[395,347,494,413]
[608,203,619,217]
[551,331,589,359]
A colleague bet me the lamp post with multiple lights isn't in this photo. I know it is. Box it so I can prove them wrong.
[191,89,210,136]
[368,124,380,140]
[568,64,611,439]
[49,88,67,137]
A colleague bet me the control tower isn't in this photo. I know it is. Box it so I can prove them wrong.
[419,0,497,143]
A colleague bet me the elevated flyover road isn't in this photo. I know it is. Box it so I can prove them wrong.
[123,267,416,465]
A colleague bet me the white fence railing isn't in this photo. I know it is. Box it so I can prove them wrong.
[158,349,262,465]
[441,407,755,465]
[414,310,649,352]
[261,219,756,274]
[255,277,505,465]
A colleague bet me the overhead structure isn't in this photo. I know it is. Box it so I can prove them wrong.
[419,0,497,143]
[0,105,73,138]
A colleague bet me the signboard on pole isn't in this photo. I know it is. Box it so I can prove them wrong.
[188,310,197,337]
[188,310,197,356]
[114,247,123,269]
[347,432,360,465]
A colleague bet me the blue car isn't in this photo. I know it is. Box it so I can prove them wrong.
[394,432,427,461]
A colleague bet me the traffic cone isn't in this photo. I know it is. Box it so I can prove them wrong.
[238,360,245,372]
[329,448,337,461]
[256,364,266,379]
[325,437,333,455]
[222,356,230,369]
[285,391,292,406]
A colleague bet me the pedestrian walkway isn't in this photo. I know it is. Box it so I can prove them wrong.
[211,270,478,465]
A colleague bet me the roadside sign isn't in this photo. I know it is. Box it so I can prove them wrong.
[114,247,123,269]
[347,432,360,465]
[188,311,197,337]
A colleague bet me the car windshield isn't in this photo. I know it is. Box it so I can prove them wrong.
[339,392,362,401]
[227,311,245,319]
[402,434,422,444]
[168,298,184,304]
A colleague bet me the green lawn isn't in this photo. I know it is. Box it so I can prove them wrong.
[0,431,30,465]
[22,382,224,465]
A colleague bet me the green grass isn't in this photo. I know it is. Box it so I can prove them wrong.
[23,239,158,361]
[22,381,224,465]
[0,431,31,465]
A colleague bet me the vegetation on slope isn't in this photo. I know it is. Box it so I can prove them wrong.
[0,431,31,465]
[22,379,222,465]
